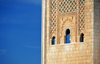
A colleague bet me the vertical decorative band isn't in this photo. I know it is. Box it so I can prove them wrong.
[78,0,85,35]
[50,0,57,38]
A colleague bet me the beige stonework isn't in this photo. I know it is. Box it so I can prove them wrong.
[42,0,100,64]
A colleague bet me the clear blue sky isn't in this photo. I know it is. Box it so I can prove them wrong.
[0,0,41,64]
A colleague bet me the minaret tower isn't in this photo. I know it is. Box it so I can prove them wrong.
[42,0,100,64]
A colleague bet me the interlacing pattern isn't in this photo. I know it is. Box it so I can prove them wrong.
[58,0,77,13]
[50,0,57,37]
[50,0,85,38]
[78,0,85,35]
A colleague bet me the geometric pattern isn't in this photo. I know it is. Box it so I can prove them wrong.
[50,0,78,37]
[78,0,85,35]
[58,0,77,13]
[50,0,85,37]
[50,0,57,37]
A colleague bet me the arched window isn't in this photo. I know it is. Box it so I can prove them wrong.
[52,37,55,45]
[65,29,71,44]
[80,33,84,42]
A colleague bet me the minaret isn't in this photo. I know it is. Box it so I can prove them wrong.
[42,0,100,64]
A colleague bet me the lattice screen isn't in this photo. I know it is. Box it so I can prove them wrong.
[78,0,85,35]
[50,0,57,38]
[49,0,85,38]
[58,0,78,13]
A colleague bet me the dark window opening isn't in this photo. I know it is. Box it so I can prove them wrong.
[65,29,71,44]
[80,33,84,42]
[52,37,55,45]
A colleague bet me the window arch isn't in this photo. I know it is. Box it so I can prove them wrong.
[52,37,55,45]
[65,29,71,44]
[80,33,84,42]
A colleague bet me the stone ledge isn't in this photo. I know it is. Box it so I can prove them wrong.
[50,42,85,46]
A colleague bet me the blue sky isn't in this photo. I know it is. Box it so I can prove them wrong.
[0,0,41,64]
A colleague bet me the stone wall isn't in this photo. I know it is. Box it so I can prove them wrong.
[94,0,100,64]
[42,0,94,64]
[47,43,93,64]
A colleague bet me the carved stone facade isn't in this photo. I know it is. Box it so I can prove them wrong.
[57,13,77,44]
[49,0,85,44]
[42,0,100,64]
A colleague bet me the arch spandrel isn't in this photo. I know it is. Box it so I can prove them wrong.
[57,13,77,44]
